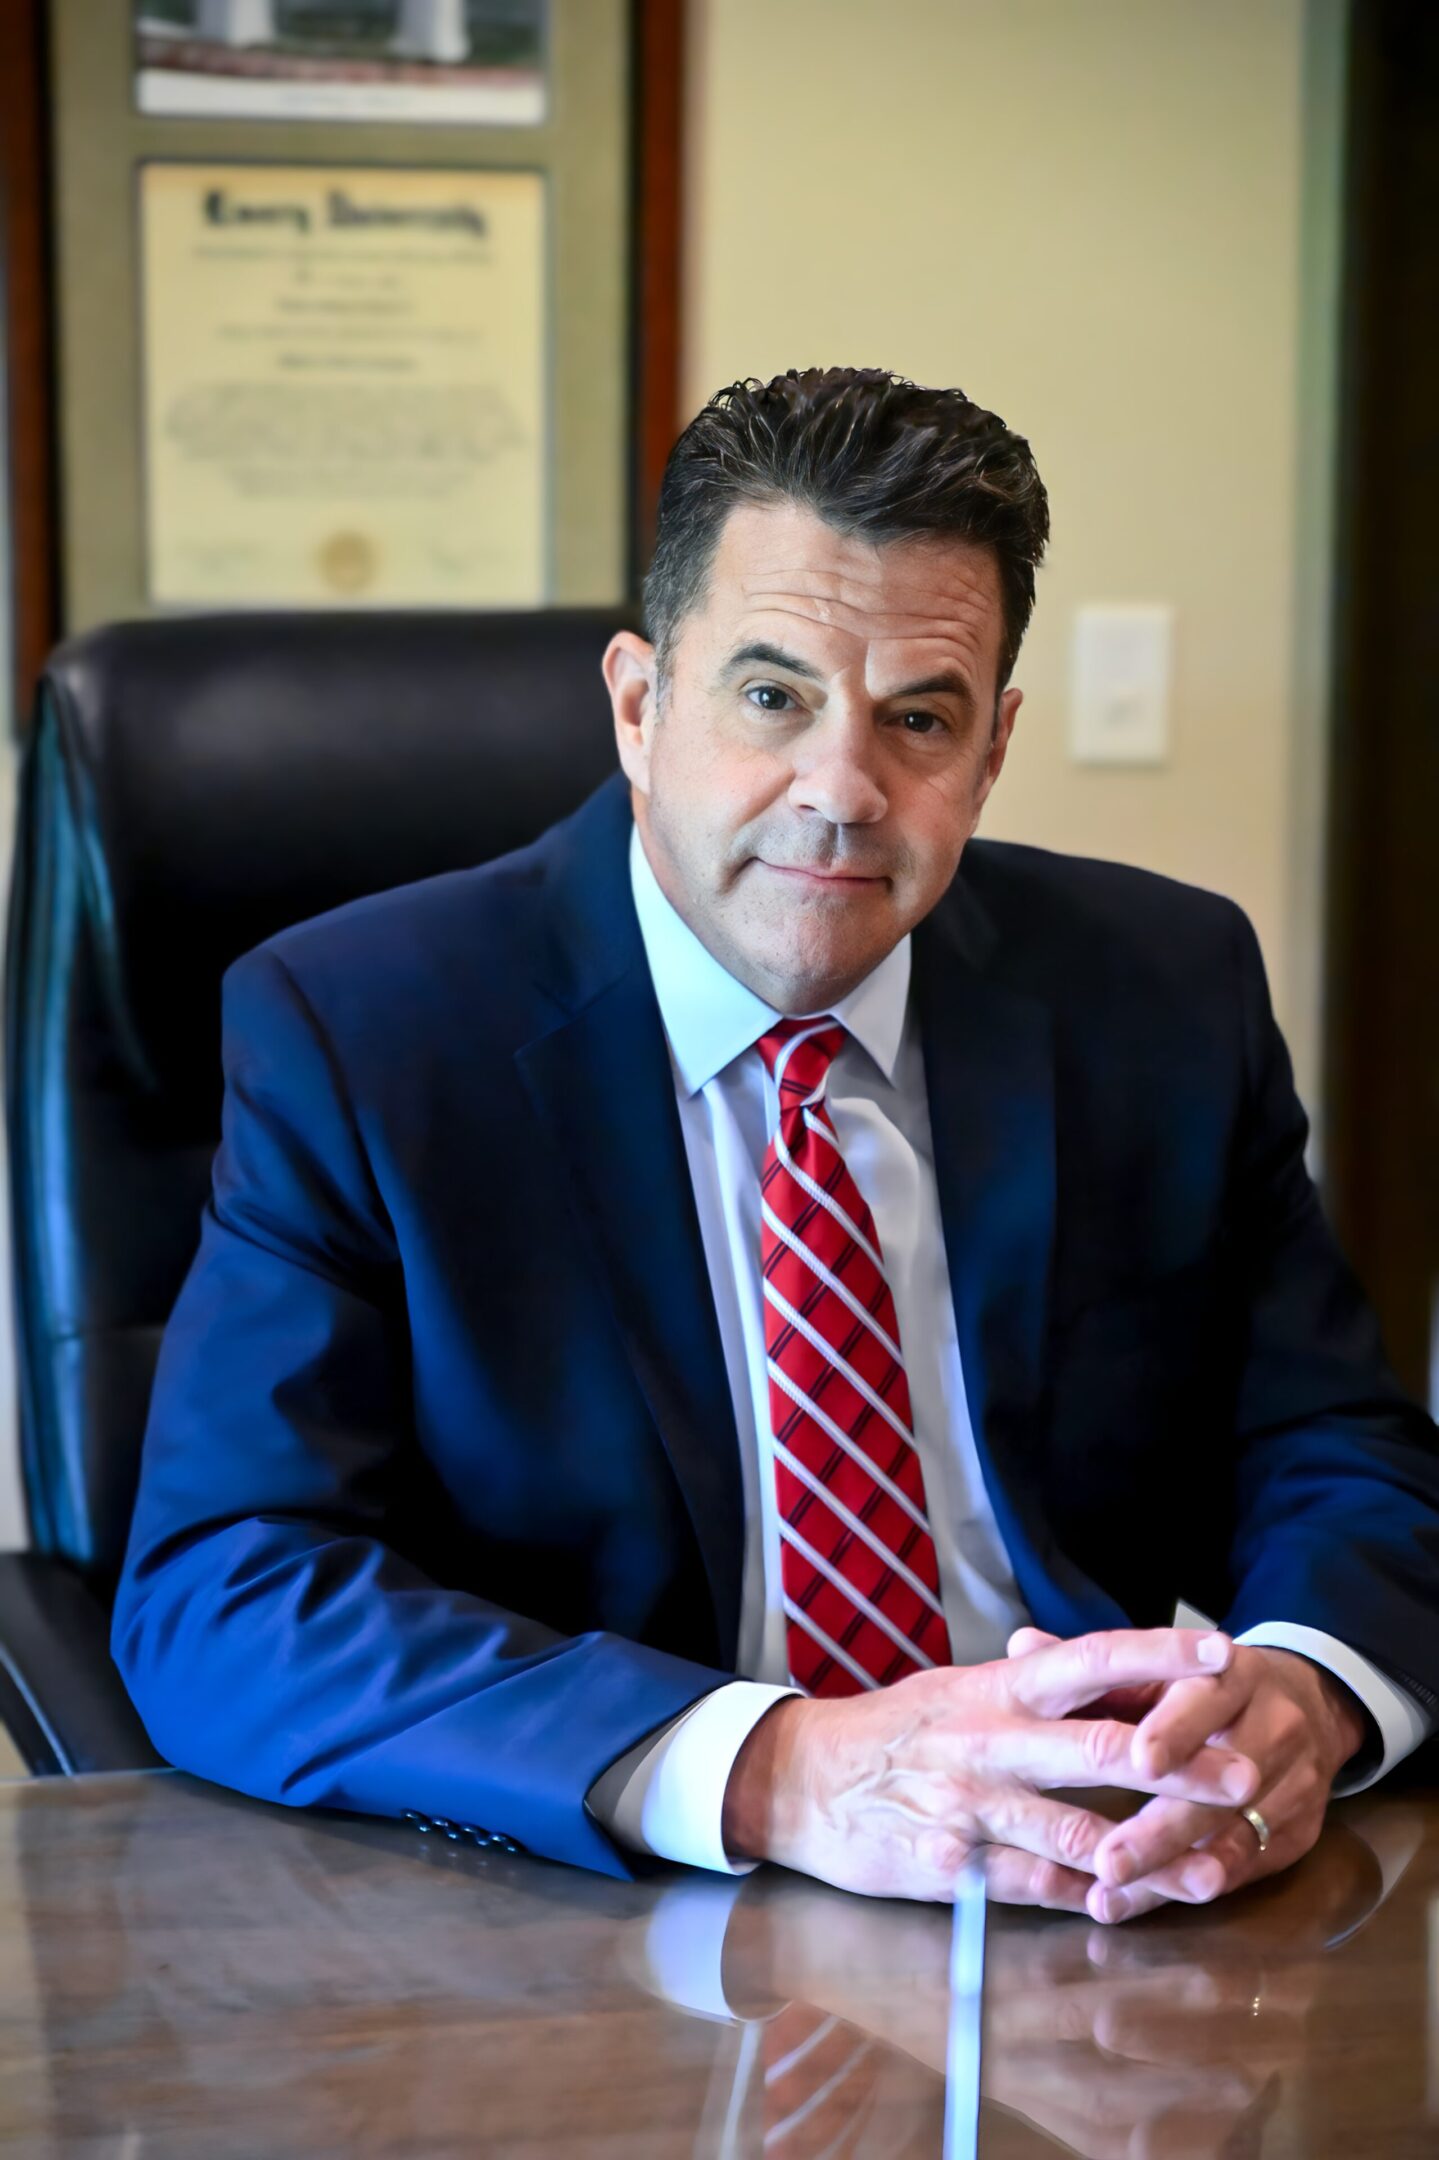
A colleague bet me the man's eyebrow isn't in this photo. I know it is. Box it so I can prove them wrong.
[886,670,977,710]
[718,644,979,710]
[719,641,825,683]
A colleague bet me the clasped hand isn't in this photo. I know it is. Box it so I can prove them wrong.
[722,1626,1365,1921]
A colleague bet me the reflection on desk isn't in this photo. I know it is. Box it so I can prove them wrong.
[0,1771,1434,2156]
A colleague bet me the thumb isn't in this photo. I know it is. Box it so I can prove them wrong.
[1007,1626,1061,1659]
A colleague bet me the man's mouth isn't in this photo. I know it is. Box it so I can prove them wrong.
[757,861,888,888]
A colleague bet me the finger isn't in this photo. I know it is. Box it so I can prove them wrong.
[1089,1768,1323,1922]
[1093,1788,1227,1892]
[1010,1628,1234,1720]
[1004,1630,1161,1716]
[984,1715,1259,1807]
[1130,1664,1261,1781]
[1184,1814,1276,1901]
[1189,1767,1326,1899]
[1086,1874,1174,1924]
[1078,1680,1167,1724]
[978,1790,1112,1877]
[1095,1687,1307,1888]
[983,1843,1092,1914]
[1086,1855,1239,1923]
[1111,1683,1308,1877]
[1093,1797,1227,1918]
[1094,1725,1311,1901]
[1010,1632,1169,1727]
[1006,1625,1058,1658]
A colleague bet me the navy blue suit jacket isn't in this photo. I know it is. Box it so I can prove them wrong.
[113,773,1439,1875]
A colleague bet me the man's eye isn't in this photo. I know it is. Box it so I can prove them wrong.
[746,683,795,714]
[900,710,942,734]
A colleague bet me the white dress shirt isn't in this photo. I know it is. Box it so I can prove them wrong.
[586,830,1430,1872]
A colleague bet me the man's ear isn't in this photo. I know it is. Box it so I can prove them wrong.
[971,685,1022,828]
[603,631,659,793]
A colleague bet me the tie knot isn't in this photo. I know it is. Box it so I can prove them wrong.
[756,1018,846,1106]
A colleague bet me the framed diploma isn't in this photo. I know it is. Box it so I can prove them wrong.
[43,0,652,630]
[140,162,547,607]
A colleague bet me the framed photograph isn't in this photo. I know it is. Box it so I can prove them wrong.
[134,1,549,128]
[140,161,547,606]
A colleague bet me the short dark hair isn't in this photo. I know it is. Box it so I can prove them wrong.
[644,366,1050,691]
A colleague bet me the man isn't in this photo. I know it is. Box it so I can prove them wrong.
[114,368,1439,1925]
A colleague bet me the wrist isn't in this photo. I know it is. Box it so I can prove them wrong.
[721,1695,809,1862]
[1260,1647,1369,1775]
[1313,1668,1370,1774]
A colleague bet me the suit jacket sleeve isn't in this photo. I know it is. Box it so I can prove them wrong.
[1220,908,1439,1714]
[111,945,730,1877]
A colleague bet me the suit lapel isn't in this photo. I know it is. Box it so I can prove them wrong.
[515,780,1122,1659]
[514,780,744,1662]
[915,886,1126,1636]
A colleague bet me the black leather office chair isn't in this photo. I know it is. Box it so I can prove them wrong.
[0,610,628,1772]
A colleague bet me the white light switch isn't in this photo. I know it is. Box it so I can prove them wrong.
[1069,604,1173,765]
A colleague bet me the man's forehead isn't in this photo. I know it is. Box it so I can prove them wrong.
[703,502,1003,670]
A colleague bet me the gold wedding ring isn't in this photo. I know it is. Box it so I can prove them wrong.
[1240,1805,1272,1853]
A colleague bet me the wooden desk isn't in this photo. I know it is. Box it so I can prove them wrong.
[0,1771,1434,2155]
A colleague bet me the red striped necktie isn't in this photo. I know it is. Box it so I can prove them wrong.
[757,1018,953,1697]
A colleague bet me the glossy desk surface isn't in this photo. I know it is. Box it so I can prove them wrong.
[0,1772,1436,2157]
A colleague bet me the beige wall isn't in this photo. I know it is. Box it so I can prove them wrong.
[682,0,1342,1119]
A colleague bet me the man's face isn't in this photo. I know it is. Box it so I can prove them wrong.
[605,500,1023,1013]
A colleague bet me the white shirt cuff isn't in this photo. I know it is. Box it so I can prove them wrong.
[1233,1621,1434,1794]
[586,1682,800,1873]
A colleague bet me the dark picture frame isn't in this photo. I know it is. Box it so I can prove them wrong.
[1,0,683,717]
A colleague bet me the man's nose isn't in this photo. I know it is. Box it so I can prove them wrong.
[787,710,888,827]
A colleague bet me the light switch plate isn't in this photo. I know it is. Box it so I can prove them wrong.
[1069,604,1173,765]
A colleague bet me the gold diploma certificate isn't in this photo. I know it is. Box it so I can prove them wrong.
[140,163,547,608]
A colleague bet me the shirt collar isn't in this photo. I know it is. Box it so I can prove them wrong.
[628,824,911,1098]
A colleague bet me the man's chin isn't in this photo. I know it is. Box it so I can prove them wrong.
[734,935,896,1015]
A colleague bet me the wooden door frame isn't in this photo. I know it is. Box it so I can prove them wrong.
[1322,0,1439,1404]
[631,0,685,588]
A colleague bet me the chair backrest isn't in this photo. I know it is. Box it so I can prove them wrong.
[5,609,629,1586]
